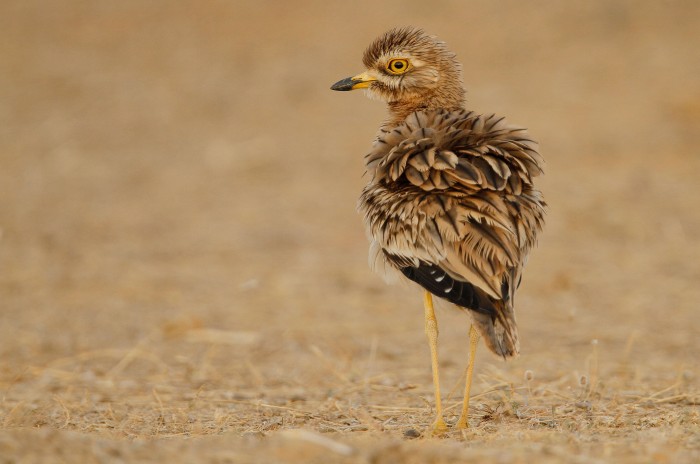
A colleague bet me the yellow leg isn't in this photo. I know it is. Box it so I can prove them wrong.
[423,291,447,434]
[456,324,480,429]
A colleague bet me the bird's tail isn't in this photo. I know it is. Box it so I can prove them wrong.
[470,300,520,358]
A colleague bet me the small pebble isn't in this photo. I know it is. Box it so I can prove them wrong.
[403,428,421,439]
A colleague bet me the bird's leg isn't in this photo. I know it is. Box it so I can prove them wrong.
[456,324,480,429]
[423,291,447,434]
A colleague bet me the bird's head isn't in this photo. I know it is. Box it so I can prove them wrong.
[331,27,466,123]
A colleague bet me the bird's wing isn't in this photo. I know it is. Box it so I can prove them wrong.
[361,109,545,302]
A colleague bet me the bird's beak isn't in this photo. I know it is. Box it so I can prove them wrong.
[330,71,377,91]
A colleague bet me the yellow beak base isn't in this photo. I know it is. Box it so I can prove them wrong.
[330,72,377,91]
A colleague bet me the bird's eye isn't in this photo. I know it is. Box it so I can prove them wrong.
[387,59,409,74]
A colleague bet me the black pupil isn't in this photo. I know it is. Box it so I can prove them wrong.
[394,61,404,69]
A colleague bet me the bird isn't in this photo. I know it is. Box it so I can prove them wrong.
[331,27,545,433]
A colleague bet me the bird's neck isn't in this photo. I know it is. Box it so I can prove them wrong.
[386,101,429,125]
[385,89,465,127]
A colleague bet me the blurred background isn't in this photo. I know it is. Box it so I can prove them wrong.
[0,0,699,443]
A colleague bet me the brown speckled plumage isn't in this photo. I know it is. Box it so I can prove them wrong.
[360,109,545,356]
[331,27,545,431]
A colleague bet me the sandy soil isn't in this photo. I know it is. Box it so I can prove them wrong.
[1,1,699,462]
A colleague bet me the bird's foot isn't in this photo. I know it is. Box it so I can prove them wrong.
[456,416,469,429]
[430,417,448,436]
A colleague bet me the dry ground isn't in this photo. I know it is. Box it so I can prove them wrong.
[1,1,699,463]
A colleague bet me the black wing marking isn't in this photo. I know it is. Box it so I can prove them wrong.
[399,261,497,317]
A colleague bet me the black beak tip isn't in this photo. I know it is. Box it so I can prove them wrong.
[330,77,355,91]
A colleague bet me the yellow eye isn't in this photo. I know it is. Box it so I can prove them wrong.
[387,59,409,74]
